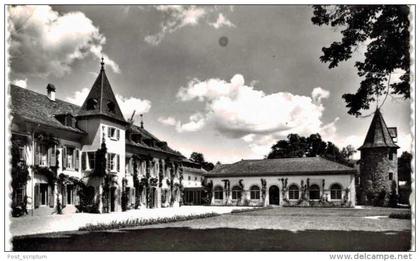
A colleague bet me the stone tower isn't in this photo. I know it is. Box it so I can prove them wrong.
[358,109,399,206]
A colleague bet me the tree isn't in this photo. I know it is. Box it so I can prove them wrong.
[398,151,412,184]
[312,5,410,116]
[267,133,355,167]
[190,152,205,165]
[190,152,214,171]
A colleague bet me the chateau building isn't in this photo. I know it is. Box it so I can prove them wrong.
[10,60,205,215]
[204,157,357,207]
[358,109,399,206]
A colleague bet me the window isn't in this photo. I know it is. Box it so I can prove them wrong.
[309,184,320,200]
[66,147,75,169]
[35,143,57,167]
[389,172,393,181]
[82,152,96,170]
[330,184,342,200]
[214,186,223,200]
[389,150,394,160]
[195,176,197,181]
[288,184,300,200]
[18,146,25,161]
[86,98,98,110]
[107,153,120,172]
[107,101,116,113]
[188,176,191,181]
[88,152,95,170]
[232,186,242,200]
[39,144,48,166]
[107,126,120,141]
[250,185,260,200]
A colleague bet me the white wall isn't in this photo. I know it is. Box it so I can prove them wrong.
[208,174,356,207]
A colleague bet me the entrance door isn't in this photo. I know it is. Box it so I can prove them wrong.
[40,184,48,206]
[269,185,280,205]
[67,185,73,205]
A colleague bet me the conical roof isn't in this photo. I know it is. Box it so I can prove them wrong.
[77,60,126,124]
[358,109,399,150]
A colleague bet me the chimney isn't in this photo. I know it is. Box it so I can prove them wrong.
[46,83,56,101]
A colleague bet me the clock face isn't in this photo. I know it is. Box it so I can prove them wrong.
[219,36,228,47]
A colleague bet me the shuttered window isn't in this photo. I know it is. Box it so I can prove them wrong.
[107,127,120,141]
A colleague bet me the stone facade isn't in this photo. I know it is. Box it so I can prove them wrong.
[359,148,398,205]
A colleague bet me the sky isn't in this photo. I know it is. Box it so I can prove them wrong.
[7,5,413,163]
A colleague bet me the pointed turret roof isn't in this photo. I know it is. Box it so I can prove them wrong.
[359,109,399,150]
[77,59,126,124]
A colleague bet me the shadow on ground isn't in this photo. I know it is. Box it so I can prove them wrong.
[13,227,411,251]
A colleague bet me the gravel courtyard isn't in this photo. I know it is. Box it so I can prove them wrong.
[12,206,412,251]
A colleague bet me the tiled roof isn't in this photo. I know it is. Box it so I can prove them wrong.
[77,65,126,124]
[183,166,207,175]
[359,109,399,150]
[206,157,357,177]
[126,124,183,157]
[9,85,85,134]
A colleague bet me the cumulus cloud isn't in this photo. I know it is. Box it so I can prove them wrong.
[145,6,234,45]
[174,74,336,157]
[209,13,235,29]
[66,88,151,123]
[116,95,152,121]
[11,78,27,88]
[159,113,206,133]
[8,5,120,78]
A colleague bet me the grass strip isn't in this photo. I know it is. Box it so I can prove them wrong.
[79,212,221,231]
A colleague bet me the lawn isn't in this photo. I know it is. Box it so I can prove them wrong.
[13,227,411,251]
[12,207,412,251]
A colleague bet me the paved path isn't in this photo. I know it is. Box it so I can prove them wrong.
[9,206,251,237]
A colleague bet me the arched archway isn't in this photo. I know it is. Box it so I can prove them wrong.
[269,185,280,205]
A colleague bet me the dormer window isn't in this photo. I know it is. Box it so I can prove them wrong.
[86,98,98,110]
[107,101,116,113]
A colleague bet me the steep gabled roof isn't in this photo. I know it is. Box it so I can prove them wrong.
[9,85,85,134]
[77,61,126,124]
[206,157,356,177]
[359,109,399,150]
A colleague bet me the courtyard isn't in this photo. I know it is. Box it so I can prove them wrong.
[12,206,411,251]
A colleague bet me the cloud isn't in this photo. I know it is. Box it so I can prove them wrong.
[66,88,151,123]
[175,113,206,133]
[174,74,336,157]
[8,5,120,78]
[209,13,235,29]
[159,113,206,133]
[66,87,90,106]
[11,78,27,88]
[158,116,177,126]
[115,95,152,122]
[145,6,234,45]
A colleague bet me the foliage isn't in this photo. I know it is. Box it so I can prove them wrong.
[398,151,412,183]
[79,212,221,231]
[91,140,107,177]
[312,5,410,116]
[190,152,215,171]
[267,133,355,166]
[11,140,30,190]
